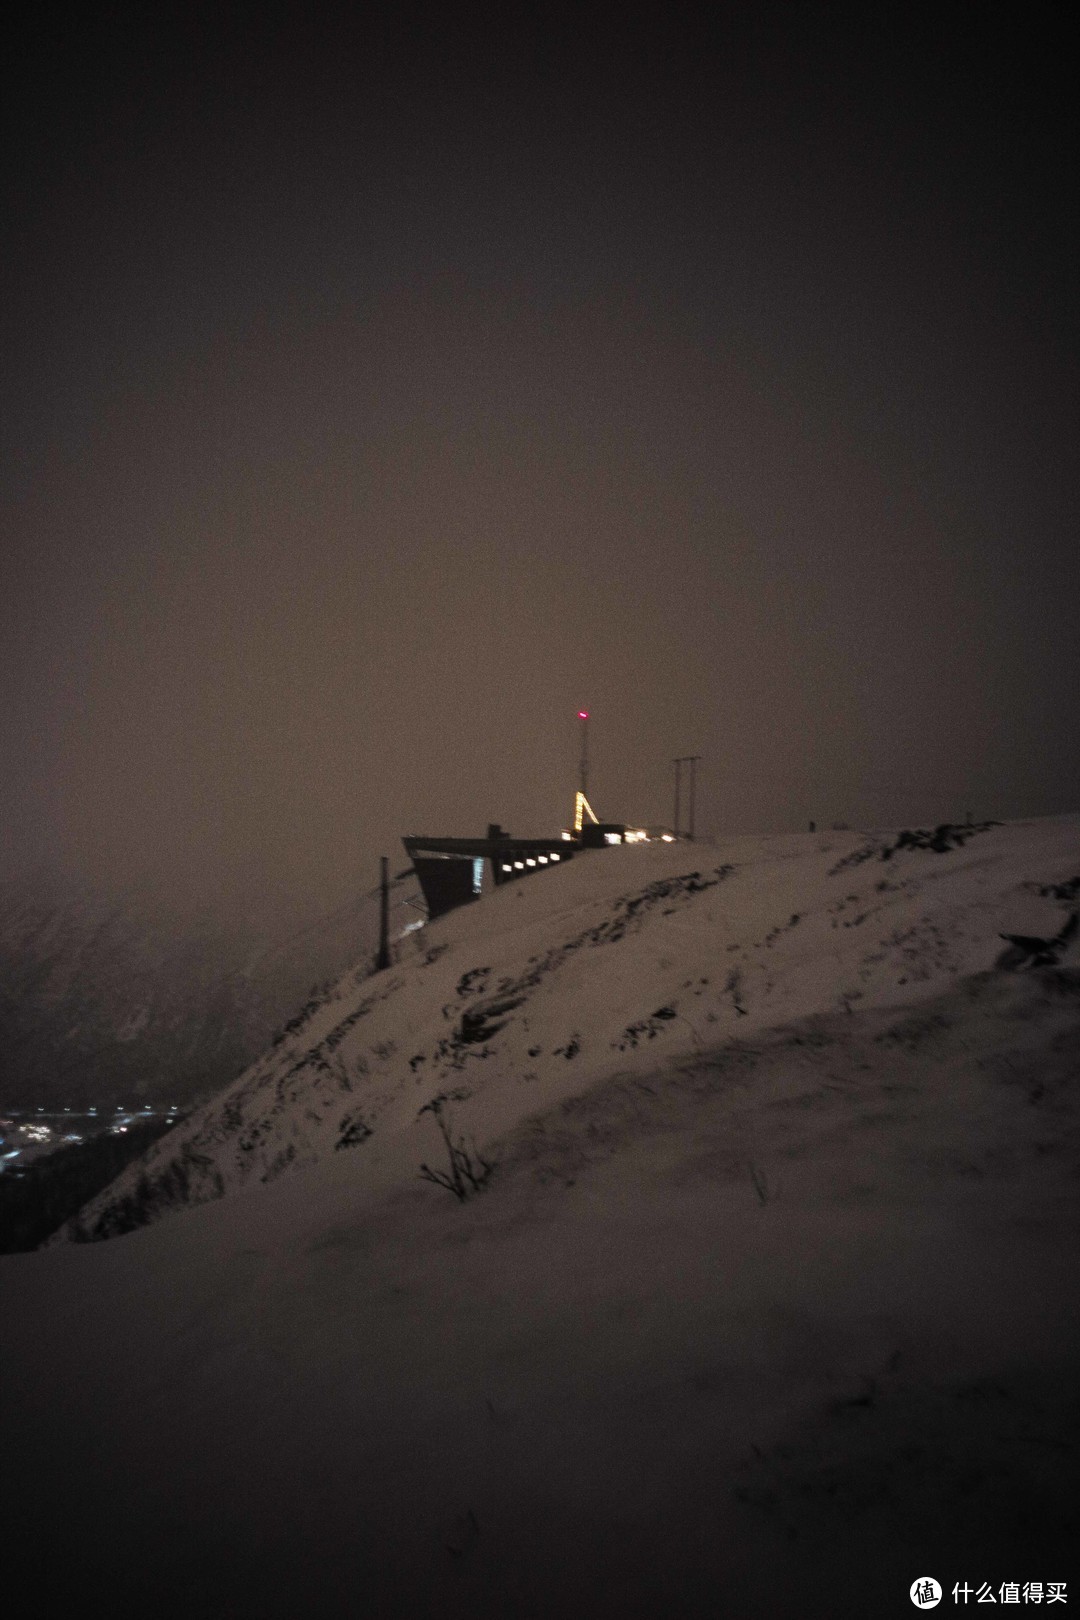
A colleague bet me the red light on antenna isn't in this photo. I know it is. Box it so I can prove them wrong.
[578,710,589,719]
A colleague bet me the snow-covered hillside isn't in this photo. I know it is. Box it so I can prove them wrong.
[3,818,1078,1619]
[0,870,417,1111]
[65,817,1078,1241]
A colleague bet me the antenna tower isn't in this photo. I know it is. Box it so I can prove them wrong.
[573,709,599,835]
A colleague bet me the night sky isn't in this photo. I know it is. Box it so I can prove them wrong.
[4,6,1077,912]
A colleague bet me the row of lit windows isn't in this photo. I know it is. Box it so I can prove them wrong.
[500,852,562,872]
[502,833,674,872]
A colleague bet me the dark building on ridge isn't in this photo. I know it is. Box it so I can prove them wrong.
[402,824,577,921]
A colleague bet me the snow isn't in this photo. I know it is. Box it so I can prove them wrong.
[2,817,1078,1616]
[0,869,417,1111]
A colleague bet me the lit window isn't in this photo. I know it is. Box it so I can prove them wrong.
[604,832,621,845]
[538,855,548,863]
[514,860,524,869]
[526,857,536,866]
[501,863,512,872]
[561,831,572,841]
[551,852,560,861]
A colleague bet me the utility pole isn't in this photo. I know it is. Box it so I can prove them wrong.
[673,755,702,840]
[686,755,701,840]
[375,856,391,972]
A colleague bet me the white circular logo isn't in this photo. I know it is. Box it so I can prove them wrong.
[910,1578,942,1608]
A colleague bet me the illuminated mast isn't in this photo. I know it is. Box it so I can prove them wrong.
[573,709,599,836]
